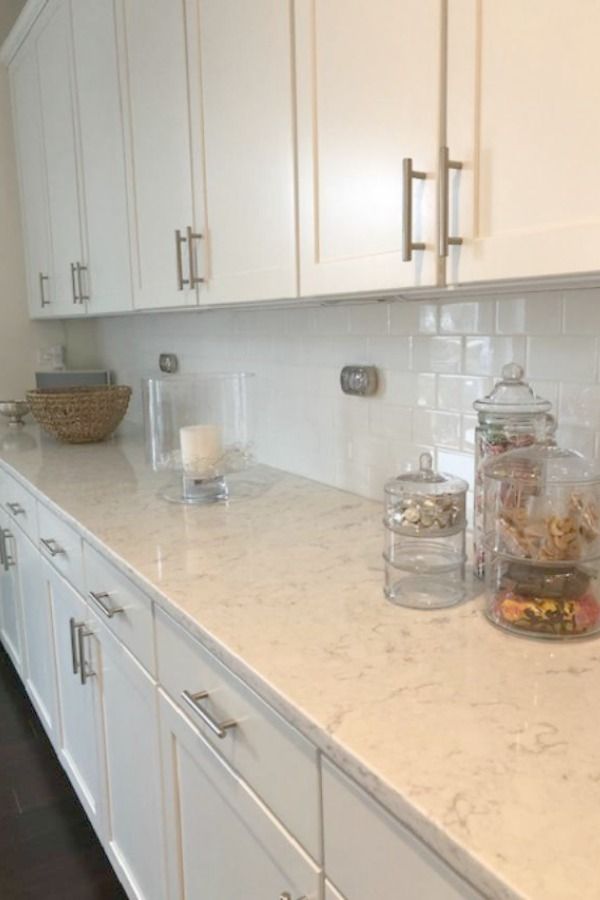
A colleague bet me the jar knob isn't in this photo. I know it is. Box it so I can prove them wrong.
[501,362,525,382]
[419,451,434,473]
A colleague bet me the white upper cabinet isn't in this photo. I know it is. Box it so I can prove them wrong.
[117,0,203,310]
[295,0,443,297]
[197,0,297,304]
[10,39,53,317]
[70,0,133,314]
[35,0,86,316]
[446,0,600,284]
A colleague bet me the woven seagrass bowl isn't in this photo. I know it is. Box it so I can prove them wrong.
[26,385,131,444]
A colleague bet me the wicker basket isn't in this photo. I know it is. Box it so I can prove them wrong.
[26,385,132,444]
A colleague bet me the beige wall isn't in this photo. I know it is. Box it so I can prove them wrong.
[0,5,98,400]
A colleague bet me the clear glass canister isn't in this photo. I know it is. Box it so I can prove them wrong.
[473,363,553,579]
[383,452,468,609]
[483,445,600,639]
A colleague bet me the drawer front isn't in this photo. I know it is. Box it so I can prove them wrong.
[156,607,321,862]
[322,759,483,900]
[2,472,38,543]
[37,502,84,593]
[83,542,155,675]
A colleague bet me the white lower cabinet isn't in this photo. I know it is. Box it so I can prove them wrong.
[0,510,24,675]
[16,527,59,744]
[47,560,105,832]
[159,690,322,900]
[91,612,166,900]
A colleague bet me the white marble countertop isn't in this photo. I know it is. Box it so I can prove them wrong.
[1,425,599,900]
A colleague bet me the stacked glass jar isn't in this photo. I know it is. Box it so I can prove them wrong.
[473,364,553,578]
[383,452,468,609]
[484,445,600,640]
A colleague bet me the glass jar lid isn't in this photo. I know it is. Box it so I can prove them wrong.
[385,452,468,497]
[484,445,600,486]
[473,363,552,416]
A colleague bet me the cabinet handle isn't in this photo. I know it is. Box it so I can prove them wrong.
[76,263,89,303]
[70,262,79,304]
[181,689,237,740]
[40,537,65,557]
[175,229,189,290]
[69,617,80,675]
[402,157,427,262]
[186,226,205,287]
[1,530,15,571]
[89,591,124,619]
[279,894,307,900]
[39,272,50,307]
[76,624,95,685]
[6,503,25,516]
[438,145,463,257]
[0,528,6,570]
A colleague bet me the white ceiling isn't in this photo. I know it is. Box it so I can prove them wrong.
[0,0,27,45]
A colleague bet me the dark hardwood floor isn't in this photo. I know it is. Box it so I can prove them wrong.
[0,643,128,899]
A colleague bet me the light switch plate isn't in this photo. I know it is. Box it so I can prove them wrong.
[340,365,378,396]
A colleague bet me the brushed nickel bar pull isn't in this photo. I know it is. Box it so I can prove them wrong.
[0,529,6,571]
[76,263,89,303]
[77,624,95,686]
[175,229,189,291]
[6,503,25,516]
[181,689,237,740]
[402,157,426,262]
[40,537,65,557]
[70,262,79,304]
[438,145,463,258]
[89,591,124,619]
[69,617,80,675]
[39,273,50,308]
[1,530,15,571]
[186,225,205,287]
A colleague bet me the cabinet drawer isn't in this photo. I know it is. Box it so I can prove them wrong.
[156,607,321,862]
[37,502,83,593]
[2,473,38,543]
[322,759,483,900]
[83,542,155,675]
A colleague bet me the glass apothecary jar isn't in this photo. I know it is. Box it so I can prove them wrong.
[473,363,553,579]
[143,373,254,503]
[483,445,600,639]
[383,452,468,609]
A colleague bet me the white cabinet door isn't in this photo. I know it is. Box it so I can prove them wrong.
[15,528,59,744]
[10,40,53,318]
[197,0,297,304]
[0,513,24,674]
[118,0,204,310]
[35,0,86,316]
[295,0,442,297]
[48,561,104,831]
[70,0,133,314]
[159,691,322,900]
[447,0,600,284]
[92,613,166,900]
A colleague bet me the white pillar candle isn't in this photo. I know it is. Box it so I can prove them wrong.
[180,424,223,476]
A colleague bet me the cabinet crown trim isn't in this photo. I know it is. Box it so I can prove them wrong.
[0,0,48,65]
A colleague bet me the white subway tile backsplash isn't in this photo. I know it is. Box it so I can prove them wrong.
[527,335,596,381]
[412,336,462,373]
[95,286,600,502]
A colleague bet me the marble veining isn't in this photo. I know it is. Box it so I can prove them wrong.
[1,426,599,899]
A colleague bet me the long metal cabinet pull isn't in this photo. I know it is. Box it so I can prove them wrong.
[186,226,205,287]
[70,262,79,304]
[76,263,89,303]
[6,503,25,516]
[181,689,237,740]
[438,145,463,257]
[1,530,14,571]
[89,591,124,619]
[69,617,80,675]
[77,625,95,685]
[39,273,50,307]
[0,528,6,570]
[175,229,189,290]
[402,158,426,262]
[40,537,65,557]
